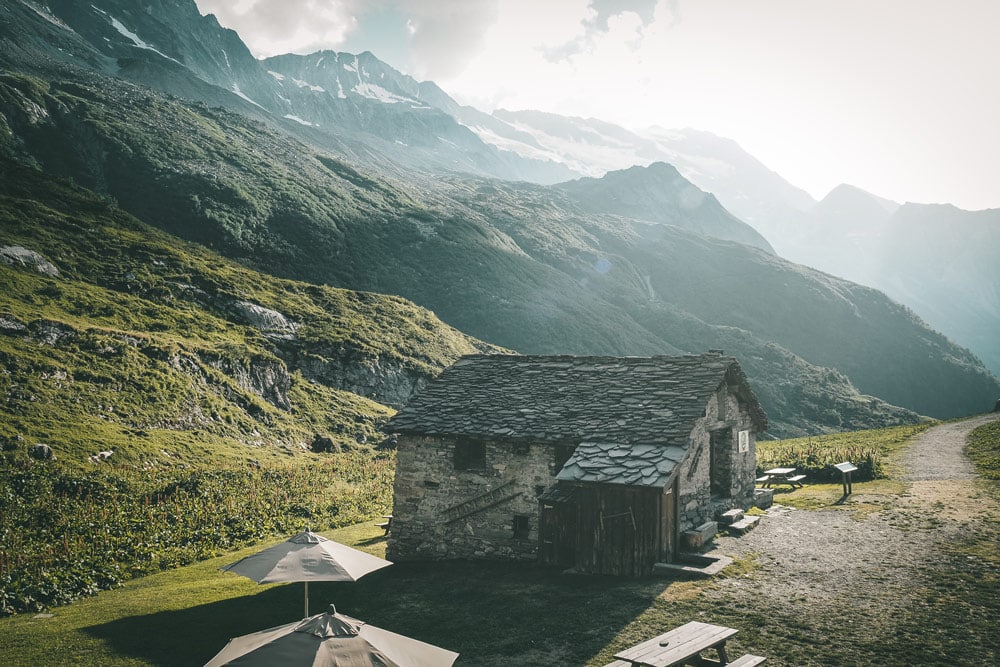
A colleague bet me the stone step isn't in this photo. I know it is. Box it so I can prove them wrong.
[682,520,718,550]
[718,509,744,525]
[753,488,774,509]
[726,515,760,536]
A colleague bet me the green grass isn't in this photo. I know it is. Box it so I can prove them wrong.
[757,422,934,483]
[0,453,393,616]
[0,523,780,667]
[967,418,1000,479]
[0,161,501,469]
[0,524,391,667]
[2,421,998,665]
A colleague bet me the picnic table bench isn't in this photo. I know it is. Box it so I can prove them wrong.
[608,621,748,667]
[758,467,805,489]
[375,515,392,533]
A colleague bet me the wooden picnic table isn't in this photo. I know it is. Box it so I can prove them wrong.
[613,621,738,666]
[761,467,805,489]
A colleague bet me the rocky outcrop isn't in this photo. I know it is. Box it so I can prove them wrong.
[230,300,299,339]
[289,345,427,408]
[0,245,60,277]
[201,352,292,412]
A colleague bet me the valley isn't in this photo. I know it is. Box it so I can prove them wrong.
[0,5,998,660]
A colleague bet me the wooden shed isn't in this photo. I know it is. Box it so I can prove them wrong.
[384,353,767,576]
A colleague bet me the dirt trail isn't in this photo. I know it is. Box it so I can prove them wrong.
[896,413,998,522]
[901,414,994,481]
[706,413,1000,664]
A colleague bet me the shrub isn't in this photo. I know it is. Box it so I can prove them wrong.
[757,423,932,483]
[0,451,394,616]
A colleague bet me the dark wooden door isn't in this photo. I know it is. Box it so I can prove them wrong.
[539,501,576,569]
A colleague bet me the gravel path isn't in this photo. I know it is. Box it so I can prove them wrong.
[705,413,1000,664]
[900,414,994,481]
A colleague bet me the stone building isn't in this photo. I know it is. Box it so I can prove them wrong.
[384,352,767,576]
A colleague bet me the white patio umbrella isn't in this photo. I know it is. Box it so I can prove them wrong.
[204,604,460,667]
[220,529,392,618]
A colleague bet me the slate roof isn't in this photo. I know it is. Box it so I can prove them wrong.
[556,442,688,488]
[386,353,767,448]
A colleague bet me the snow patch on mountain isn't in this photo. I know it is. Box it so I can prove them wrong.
[231,84,264,109]
[496,117,642,177]
[466,125,565,165]
[92,6,182,66]
[284,114,314,126]
[292,78,325,93]
[352,82,414,104]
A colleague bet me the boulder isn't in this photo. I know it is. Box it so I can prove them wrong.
[0,246,60,277]
[28,443,54,460]
[310,434,339,453]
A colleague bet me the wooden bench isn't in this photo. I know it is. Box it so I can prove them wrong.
[755,475,771,484]
[786,474,806,488]
[375,515,392,533]
[609,653,766,667]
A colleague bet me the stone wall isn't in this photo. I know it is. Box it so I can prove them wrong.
[677,388,758,532]
[388,434,560,562]
[390,387,761,562]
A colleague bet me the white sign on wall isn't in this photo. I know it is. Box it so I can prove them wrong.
[738,430,750,453]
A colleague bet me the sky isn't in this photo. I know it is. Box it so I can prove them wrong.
[194,0,1000,210]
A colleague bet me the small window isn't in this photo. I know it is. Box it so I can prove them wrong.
[454,441,486,470]
[423,480,440,489]
[512,515,530,540]
[513,441,530,455]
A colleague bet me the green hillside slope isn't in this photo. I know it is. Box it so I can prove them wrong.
[3,70,991,434]
[0,161,495,468]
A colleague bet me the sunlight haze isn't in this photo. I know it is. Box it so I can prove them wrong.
[195,0,1000,211]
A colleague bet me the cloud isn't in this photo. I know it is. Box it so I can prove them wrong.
[195,0,365,57]
[541,0,661,63]
[588,0,658,30]
[195,0,499,76]
[399,0,500,79]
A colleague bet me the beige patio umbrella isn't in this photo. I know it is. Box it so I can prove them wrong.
[204,604,460,667]
[220,529,392,618]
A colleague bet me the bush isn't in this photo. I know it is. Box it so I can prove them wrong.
[0,452,394,616]
[757,423,933,483]
[757,440,882,482]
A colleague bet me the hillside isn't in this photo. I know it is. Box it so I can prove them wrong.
[0,69,990,436]
[554,162,775,252]
[0,161,496,468]
[771,186,1000,377]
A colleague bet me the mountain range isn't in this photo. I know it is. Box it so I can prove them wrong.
[1,0,998,448]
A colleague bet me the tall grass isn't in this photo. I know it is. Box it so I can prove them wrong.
[967,418,1000,479]
[0,451,394,616]
[757,422,933,482]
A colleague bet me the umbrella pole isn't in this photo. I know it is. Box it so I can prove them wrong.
[304,581,309,618]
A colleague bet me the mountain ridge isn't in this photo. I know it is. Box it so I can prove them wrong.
[2,0,997,440]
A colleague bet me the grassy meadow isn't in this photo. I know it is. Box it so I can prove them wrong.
[1,420,997,665]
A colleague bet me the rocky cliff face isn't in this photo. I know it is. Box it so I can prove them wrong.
[286,345,427,409]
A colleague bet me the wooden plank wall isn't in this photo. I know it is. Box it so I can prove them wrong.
[577,485,664,576]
